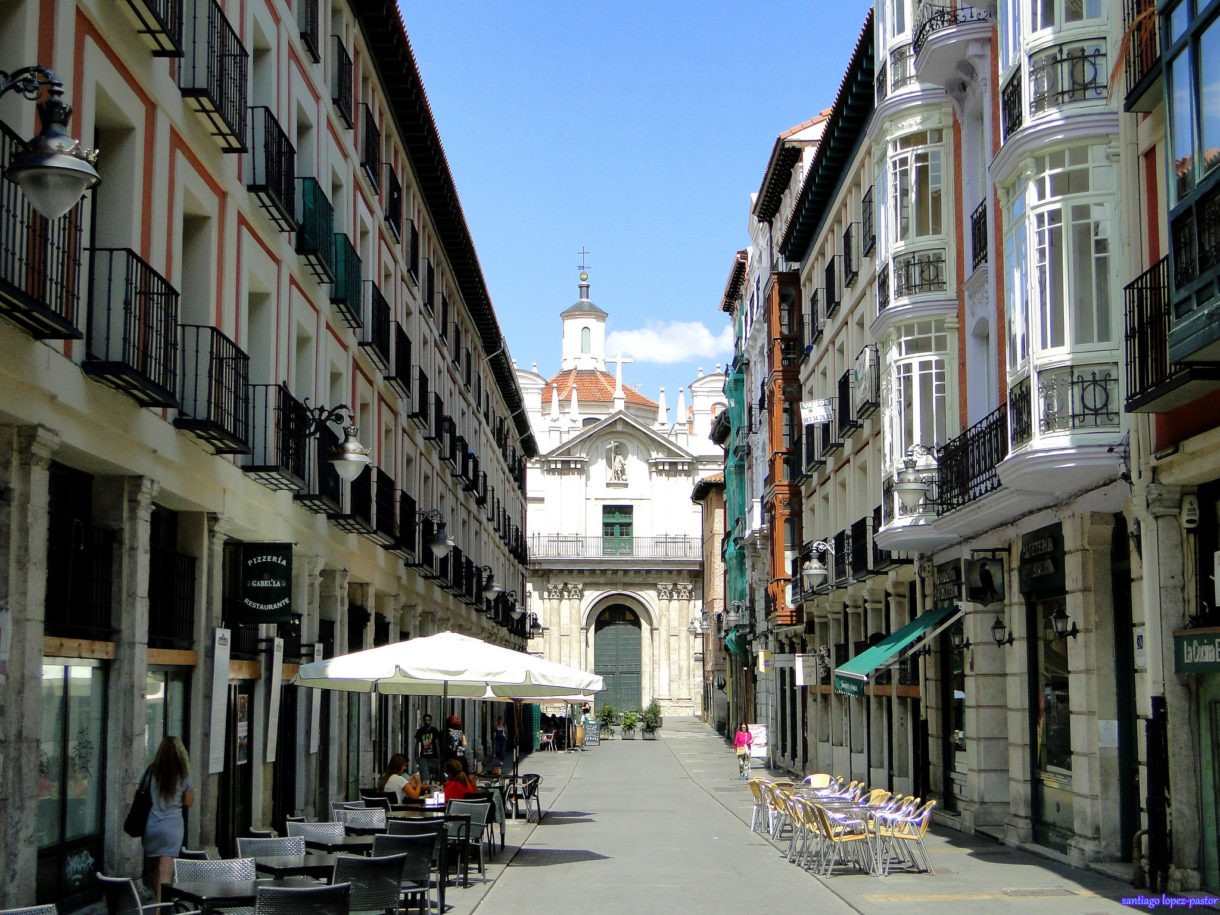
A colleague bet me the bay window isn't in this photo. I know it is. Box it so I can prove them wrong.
[884,320,950,470]
[890,130,944,243]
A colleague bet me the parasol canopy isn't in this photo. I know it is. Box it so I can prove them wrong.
[292,630,603,698]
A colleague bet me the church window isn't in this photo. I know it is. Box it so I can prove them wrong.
[581,327,590,353]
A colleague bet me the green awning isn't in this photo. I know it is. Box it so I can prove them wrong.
[832,605,962,696]
[725,629,750,659]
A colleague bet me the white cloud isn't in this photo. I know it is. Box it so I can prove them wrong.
[606,321,734,365]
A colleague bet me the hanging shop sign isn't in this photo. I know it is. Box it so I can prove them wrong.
[237,542,293,623]
[933,559,963,608]
[965,556,1006,606]
[1174,628,1220,674]
[1019,524,1064,595]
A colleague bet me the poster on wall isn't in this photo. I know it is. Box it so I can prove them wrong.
[748,723,768,760]
[208,628,231,774]
[794,653,820,686]
[309,643,323,755]
[236,542,293,623]
[265,637,284,763]
[236,692,250,765]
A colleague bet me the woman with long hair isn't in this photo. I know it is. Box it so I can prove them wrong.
[378,753,409,802]
[142,736,194,901]
[442,758,477,802]
[732,723,754,780]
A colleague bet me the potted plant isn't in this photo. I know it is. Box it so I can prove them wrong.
[620,710,640,739]
[641,699,662,739]
[596,703,620,738]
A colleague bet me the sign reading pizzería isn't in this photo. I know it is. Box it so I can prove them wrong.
[239,542,293,622]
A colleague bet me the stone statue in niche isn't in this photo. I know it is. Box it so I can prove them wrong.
[608,442,628,483]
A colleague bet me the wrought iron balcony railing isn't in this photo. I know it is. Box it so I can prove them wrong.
[1037,362,1120,435]
[386,322,412,398]
[893,249,947,298]
[824,255,842,318]
[45,514,115,640]
[330,233,361,327]
[179,0,247,153]
[358,281,391,369]
[1029,39,1107,117]
[409,367,430,427]
[527,534,701,560]
[936,403,1007,514]
[385,169,403,240]
[971,200,987,269]
[148,545,196,649]
[0,124,84,340]
[877,264,890,312]
[1001,68,1023,140]
[1123,0,1160,108]
[1009,375,1032,448]
[120,0,184,56]
[243,382,308,491]
[838,368,861,438]
[299,0,320,62]
[850,516,870,579]
[854,344,880,420]
[425,391,445,444]
[843,224,859,287]
[913,2,990,58]
[295,177,335,283]
[248,106,296,232]
[331,35,353,128]
[83,248,179,407]
[330,462,374,535]
[890,44,916,92]
[875,60,889,104]
[359,103,381,192]
[803,424,825,472]
[861,186,876,255]
[1170,180,1220,306]
[295,425,342,514]
[391,490,417,555]
[819,420,843,458]
[174,324,250,454]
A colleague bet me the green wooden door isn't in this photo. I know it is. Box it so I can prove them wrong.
[594,606,641,711]
[602,506,633,555]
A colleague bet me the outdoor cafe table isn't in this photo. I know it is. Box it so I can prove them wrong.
[163,876,320,915]
[253,852,337,879]
[304,833,375,854]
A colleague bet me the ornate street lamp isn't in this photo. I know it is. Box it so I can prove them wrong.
[1,65,100,220]
[801,540,834,588]
[301,400,370,483]
[415,508,454,559]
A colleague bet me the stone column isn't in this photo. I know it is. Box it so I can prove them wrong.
[657,583,673,704]
[318,569,348,809]
[195,513,232,850]
[0,425,58,907]
[96,474,159,877]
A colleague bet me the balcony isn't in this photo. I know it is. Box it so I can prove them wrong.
[425,392,445,444]
[842,224,859,287]
[912,2,992,89]
[1125,256,1220,411]
[331,35,353,128]
[850,516,870,579]
[329,463,373,535]
[174,324,250,454]
[876,463,955,553]
[45,514,116,640]
[877,265,890,313]
[178,0,247,153]
[1029,40,1107,118]
[295,425,342,514]
[148,545,196,649]
[1123,0,1161,112]
[528,534,701,561]
[893,249,947,299]
[462,449,479,490]
[971,200,988,270]
[819,421,843,458]
[248,106,296,232]
[1168,181,1220,363]
[890,43,916,94]
[803,425,825,473]
[243,383,308,491]
[385,170,403,241]
[1001,68,1023,141]
[299,0,320,62]
[0,124,84,340]
[475,470,488,505]
[119,0,183,56]
[824,255,842,319]
[330,233,361,327]
[390,490,417,556]
[441,418,460,471]
[295,177,335,283]
[83,248,179,407]
[861,187,876,256]
[358,281,391,369]
[359,104,381,192]
[853,344,880,420]
[837,369,861,438]
[409,368,431,428]
[937,403,1007,514]
[385,323,412,398]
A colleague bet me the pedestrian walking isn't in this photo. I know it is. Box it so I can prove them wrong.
[732,722,753,779]
[445,714,468,766]
[142,736,194,902]
[493,716,509,766]
[414,713,443,784]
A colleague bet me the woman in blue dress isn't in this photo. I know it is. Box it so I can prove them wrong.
[142,736,194,901]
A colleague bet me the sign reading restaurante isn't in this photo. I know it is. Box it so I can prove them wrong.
[239,542,293,623]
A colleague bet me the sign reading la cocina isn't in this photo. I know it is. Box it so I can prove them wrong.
[1175,628,1220,674]
[238,542,293,623]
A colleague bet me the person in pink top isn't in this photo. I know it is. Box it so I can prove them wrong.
[732,722,754,780]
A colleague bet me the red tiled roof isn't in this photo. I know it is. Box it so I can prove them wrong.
[542,369,657,409]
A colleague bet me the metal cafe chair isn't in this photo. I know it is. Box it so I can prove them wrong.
[252,882,351,915]
[332,852,407,915]
[0,906,59,915]
[236,836,306,859]
[97,873,202,915]
[372,832,441,915]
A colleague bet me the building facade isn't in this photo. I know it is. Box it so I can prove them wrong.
[0,1,532,907]
[516,275,723,719]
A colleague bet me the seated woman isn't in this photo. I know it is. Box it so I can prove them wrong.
[378,753,409,803]
[442,758,478,802]
[402,771,426,800]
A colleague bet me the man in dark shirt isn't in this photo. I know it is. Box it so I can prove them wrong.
[414,714,442,784]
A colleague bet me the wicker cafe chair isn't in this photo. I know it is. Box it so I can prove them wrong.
[252,882,351,915]
[372,832,441,915]
[747,778,770,833]
[812,805,872,877]
[0,906,59,915]
[286,821,346,843]
[802,772,832,789]
[332,852,407,915]
[875,799,937,875]
[171,858,257,915]
[236,835,306,859]
[96,873,201,915]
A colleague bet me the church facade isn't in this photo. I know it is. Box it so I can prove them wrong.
[515,274,724,717]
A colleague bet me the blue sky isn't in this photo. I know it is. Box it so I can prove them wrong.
[399,1,873,401]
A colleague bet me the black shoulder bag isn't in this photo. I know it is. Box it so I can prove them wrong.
[123,769,153,838]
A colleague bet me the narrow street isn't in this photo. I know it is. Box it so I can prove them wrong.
[445,719,1142,915]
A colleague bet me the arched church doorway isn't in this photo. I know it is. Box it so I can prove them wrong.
[594,605,641,711]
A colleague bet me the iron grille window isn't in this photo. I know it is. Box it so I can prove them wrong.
[408,220,420,279]
[843,224,859,286]
[1002,68,1023,140]
[971,200,988,269]
[1009,375,1032,447]
[1029,41,1107,115]
[359,103,380,191]
[894,249,947,297]
[385,170,402,240]
[861,186,876,255]
[1123,256,1171,407]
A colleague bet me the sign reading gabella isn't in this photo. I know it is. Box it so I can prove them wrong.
[1174,628,1220,674]
[238,542,293,623]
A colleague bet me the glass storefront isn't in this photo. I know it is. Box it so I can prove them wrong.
[1032,596,1073,850]
[144,669,190,764]
[38,660,106,905]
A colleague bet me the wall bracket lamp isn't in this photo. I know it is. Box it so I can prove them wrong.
[302,400,370,483]
[415,509,454,559]
[801,541,834,588]
[991,615,1015,647]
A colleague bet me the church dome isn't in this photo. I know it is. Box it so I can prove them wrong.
[561,270,606,317]
[542,368,656,408]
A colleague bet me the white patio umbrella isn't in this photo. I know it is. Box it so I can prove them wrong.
[292,630,603,699]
